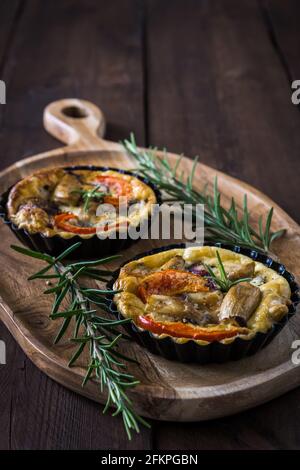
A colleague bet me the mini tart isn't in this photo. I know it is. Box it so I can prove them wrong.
[113,246,292,348]
[7,167,157,239]
[0,166,160,258]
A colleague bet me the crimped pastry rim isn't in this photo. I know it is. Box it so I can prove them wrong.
[106,243,299,363]
[2,165,161,240]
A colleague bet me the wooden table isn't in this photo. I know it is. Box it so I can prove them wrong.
[0,0,299,450]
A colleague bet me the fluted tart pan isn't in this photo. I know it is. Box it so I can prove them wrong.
[106,243,300,364]
[0,165,161,259]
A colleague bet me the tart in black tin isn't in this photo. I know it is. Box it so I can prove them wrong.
[106,243,299,364]
[0,166,161,259]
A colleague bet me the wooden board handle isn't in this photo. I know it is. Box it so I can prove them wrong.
[43,98,107,150]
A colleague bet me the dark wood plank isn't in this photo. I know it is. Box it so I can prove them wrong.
[1,0,299,451]
[9,358,150,450]
[0,0,25,451]
[0,324,23,450]
[0,0,151,450]
[0,0,145,169]
[261,0,300,80]
[146,0,300,223]
[0,0,22,68]
[155,388,300,450]
[146,0,300,450]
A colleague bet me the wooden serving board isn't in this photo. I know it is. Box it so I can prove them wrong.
[0,98,300,421]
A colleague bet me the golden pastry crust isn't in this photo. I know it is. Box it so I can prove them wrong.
[113,246,291,345]
[7,167,157,239]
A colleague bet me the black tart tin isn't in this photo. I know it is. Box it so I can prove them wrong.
[0,166,161,259]
[106,243,300,364]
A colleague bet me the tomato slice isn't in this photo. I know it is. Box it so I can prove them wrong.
[54,213,128,234]
[137,315,248,342]
[54,213,96,234]
[138,269,210,302]
[96,175,133,207]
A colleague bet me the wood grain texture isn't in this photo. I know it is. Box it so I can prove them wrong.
[261,0,300,80]
[0,0,299,451]
[0,97,300,425]
[0,0,151,450]
[155,387,300,449]
[0,0,145,168]
[146,0,300,222]
[145,0,300,448]
[0,0,22,68]
[0,0,26,451]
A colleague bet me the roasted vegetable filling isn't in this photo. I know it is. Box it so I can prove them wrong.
[113,247,292,343]
[7,168,157,238]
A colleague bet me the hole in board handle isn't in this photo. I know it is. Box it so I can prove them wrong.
[62,105,88,118]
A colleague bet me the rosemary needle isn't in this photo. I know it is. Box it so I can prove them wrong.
[123,133,285,253]
[204,250,252,292]
[11,242,149,440]
[72,185,109,212]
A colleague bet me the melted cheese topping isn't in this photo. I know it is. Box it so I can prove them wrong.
[113,246,291,345]
[7,167,157,238]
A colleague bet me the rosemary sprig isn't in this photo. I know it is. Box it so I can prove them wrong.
[11,242,149,439]
[123,134,285,253]
[72,185,109,212]
[204,250,251,292]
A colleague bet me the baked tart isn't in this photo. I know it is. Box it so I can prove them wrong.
[0,166,160,258]
[109,244,299,363]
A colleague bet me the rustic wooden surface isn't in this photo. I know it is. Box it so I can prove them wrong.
[1,96,300,424]
[0,0,299,450]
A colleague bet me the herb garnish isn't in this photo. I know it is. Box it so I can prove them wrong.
[123,134,285,253]
[72,184,109,212]
[204,250,252,292]
[11,242,149,440]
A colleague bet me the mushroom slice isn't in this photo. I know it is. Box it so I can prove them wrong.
[52,173,81,206]
[159,255,185,271]
[146,295,215,326]
[219,282,261,326]
[120,262,150,278]
[225,261,255,281]
[267,293,290,321]
[12,205,50,232]
[188,291,223,323]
